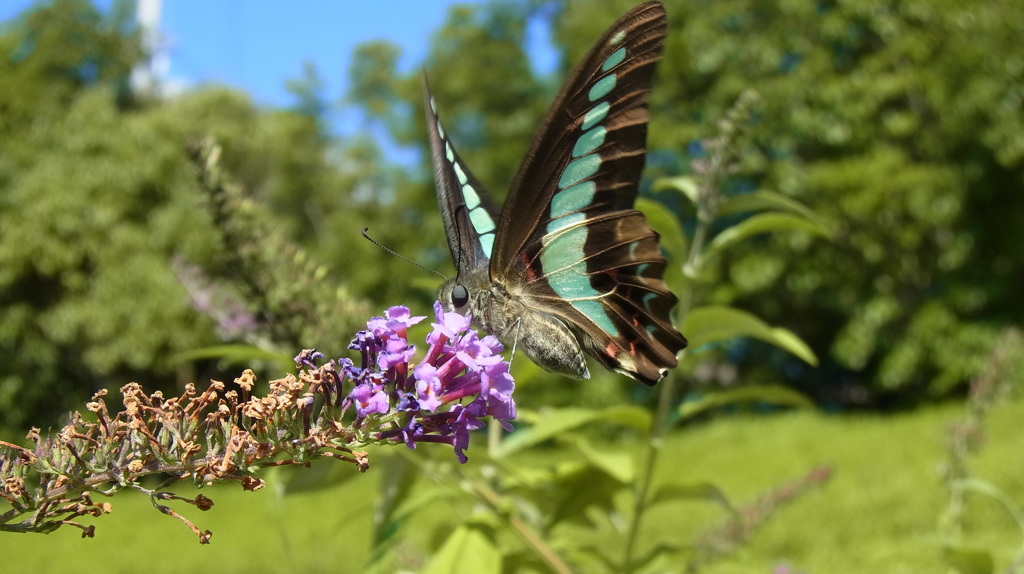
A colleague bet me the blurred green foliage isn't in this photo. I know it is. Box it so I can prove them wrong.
[1,0,1022,429]
[0,0,382,431]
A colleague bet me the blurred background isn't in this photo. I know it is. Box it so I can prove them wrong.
[1,0,1022,572]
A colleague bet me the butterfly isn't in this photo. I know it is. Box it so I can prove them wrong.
[424,1,686,385]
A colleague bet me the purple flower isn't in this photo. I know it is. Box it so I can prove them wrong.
[294,349,325,369]
[350,382,389,418]
[377,335,416,371]
[428,300,472,342]
[328,303,516,463]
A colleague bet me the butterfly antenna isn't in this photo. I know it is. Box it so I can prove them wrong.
[361,227,447,280]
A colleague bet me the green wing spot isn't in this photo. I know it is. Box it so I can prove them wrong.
[462,184,481,210]
[541,225,619,336]
[436,120,445,140]
[582,101,610,131]
[543,226,587,269]
[469,206,495,233]
[546,211,585,235]
[572,126,606,158]
[609,30,626,45]
[588,75,616,102]
[549,268,599,298]
[445,142,454,163]
[558,154,601,189]
[602,47,625,72]
[479,233,494,258]
[573,300,619,336]
[453,162,468,185]
[551,181,596,218]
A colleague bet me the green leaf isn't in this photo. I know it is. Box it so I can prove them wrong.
[546,460,628,526]
[943,544,994,574]
[681,305,819,365]
[652,175,700,206]
[600,404,653,433]
[718,189,823,223]
[704,212,833,258]
[422,525,501,574]
[637,197,688,260]
[500,408,603,456]
[577,437,635,483]
[501,406,650,456]
[677,385,815,422]
[649,481,737,514]
[366,454,448,569]
[958,478,1024,532]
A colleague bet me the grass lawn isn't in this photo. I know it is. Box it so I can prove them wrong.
[4,394,1021,573]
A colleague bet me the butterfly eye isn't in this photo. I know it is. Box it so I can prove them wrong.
[451,284,470,308]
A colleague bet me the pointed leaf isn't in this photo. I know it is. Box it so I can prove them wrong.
[678,385,814,422]
[547,460,626,525]
[650,481,737,514]
[501,406,650,456]
[718,189,823,223]
[682,305,818,365]
[577,437,635,483]
[626,542,685,574]
[653,175,700,206]
[705,212,833,258]
[373,455,417,535]
[423,525,501,574]
[600,404,653,433]
[958,478,1024,531]
[637,197,688,260]
[501,408,604,455]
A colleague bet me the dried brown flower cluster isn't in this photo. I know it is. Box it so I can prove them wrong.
[0,363,368,544]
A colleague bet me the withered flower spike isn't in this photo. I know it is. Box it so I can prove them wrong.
[0,303,517,542]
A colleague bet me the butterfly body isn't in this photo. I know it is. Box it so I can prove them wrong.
[439,272,591,380]
[426,1,686,385]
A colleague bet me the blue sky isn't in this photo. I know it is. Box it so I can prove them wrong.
[0,0,558,164]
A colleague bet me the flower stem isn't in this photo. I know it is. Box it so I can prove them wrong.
[620,91,757,571]
[465,474,575,574]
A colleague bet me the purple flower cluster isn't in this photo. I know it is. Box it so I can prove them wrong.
[325,302,516,463]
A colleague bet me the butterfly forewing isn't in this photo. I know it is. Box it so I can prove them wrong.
[492,1,668,271]
[427,1,686,385]
[423,77,501,275]
[496,2,685,384]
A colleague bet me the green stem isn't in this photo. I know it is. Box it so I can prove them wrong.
[620,91,754,571]
[466,474,575,574]
[621,205,713,571]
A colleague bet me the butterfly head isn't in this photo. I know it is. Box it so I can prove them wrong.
[437,278,472,315]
